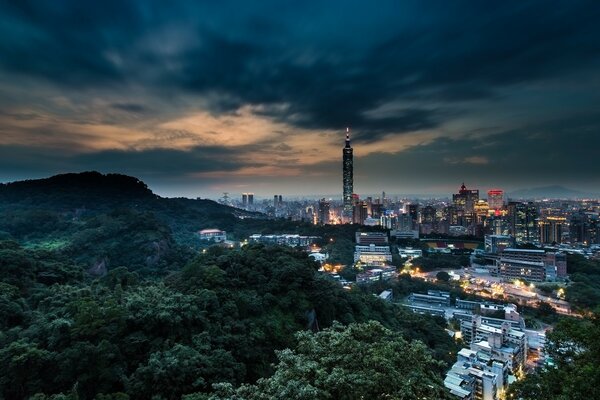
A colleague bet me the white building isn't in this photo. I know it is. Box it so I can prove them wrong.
[198,229,227,242]
[354,243,392,266]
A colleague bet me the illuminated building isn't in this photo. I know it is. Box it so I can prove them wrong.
[507,202,538,243]
[495,248,567,282]
[380,212,397,229]
[354,244,393,266]
[460,315,527,372]
[342,128,354,219]
[539,216,567,244]
[453,183,479,226]
[474,199,489,222]
[198,229,227,242]
[487,189,504,211]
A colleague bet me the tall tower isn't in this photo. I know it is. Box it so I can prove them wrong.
[342,127,354,218]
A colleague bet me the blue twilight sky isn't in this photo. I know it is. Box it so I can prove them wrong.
[0,0,599,197]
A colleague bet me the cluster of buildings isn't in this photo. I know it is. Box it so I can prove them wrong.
[446,307,532,400]
[214,130,600,261]
[197,229,321,250]
[405,291,541,400]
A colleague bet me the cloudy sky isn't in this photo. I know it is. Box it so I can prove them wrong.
[1,1,599,198]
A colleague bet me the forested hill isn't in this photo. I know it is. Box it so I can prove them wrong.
[0,172,155,208]
[0,171,457,399]
[0,240,455,399]
[0,171,253,219]
[0,172,374,273]
[0,172,269,268]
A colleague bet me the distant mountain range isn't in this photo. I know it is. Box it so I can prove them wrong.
[508,185,599,199]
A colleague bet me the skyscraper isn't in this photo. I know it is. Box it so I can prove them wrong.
[452,183,479,226]
[342,128,353,219]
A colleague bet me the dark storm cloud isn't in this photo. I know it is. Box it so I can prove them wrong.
[0,144,263,181]
[1,0,600,194]
[3,1,598,130]
[352,111,600,192]
[110,103,149,113]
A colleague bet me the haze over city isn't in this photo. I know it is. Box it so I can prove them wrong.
[1,1,599,198]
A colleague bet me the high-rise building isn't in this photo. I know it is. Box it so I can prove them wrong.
[353,201,368,225]
[487,189,504,211]
[507,201,538,243]
[539,216,567,244]
[407,203,419,226]
[242,193,248,206]
[342,128,354,219]
[570,212,600,245]
[453,183,479,227]
[247,193,254,205]
[318,198,330,225]
[421,205,437,224]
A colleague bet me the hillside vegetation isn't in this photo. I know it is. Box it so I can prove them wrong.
[0,172,454,400]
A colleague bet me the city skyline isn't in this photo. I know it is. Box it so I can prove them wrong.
[1,1,600,198]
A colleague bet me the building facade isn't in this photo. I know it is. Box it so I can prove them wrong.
[342,128,354,219]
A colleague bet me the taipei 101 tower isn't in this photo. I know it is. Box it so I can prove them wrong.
[342,127,353,220]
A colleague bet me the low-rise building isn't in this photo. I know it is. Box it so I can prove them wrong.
[408,290,451,307]
[355,231,389,245]
[356,266,397,283]
[249,234,320,247]
[198,229,227,242]
[354,243,392,266]
[496,248,568,282]
[398,247,423,258]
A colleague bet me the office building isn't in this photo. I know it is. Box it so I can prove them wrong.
[353,201,368,225]
[496,248,567,282]
[570,212,600,245]
[539,216,567,244]
[507,202,538,244]
[453,183,479,226]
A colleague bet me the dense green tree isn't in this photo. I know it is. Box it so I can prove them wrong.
[436,271,451,282]
[508,313,600,400]
[194,321,451,400]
